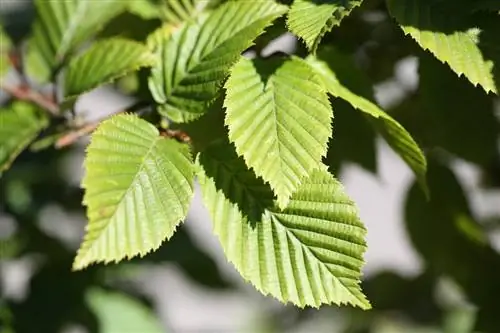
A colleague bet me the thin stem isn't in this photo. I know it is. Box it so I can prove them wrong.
[1,83,60,116]
[55,122,99,148]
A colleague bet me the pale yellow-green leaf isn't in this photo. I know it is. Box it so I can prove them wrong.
[26,0,127,82]
[197,141,370,309]
[224,56,332,208]
[148,0,288,122]
[287,0,363,52]
[64,38,156,101]
[73,114,194,270]
[387,0,499,94]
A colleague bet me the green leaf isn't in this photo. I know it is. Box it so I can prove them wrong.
[63,38,156,102]
[148,0,287,122]
[86,288,165,333]
[197,141,370,309]
[0,25,12,77]
[286,0,363,52]
[225,57,332,208]
[387,0,499,94]
[127,0,163,20]
[26,0,128,82]
[160,0,211,24]
[307,50,428,195]
[73,114,194,270]
[0,102,48,175]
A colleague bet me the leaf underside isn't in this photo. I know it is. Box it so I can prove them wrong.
[287,0,363,52]
[148,0,287,122]
[224,56,332,208]
[387,0,498,94]
[64,38,156,101]
[307,50,428,195]
[73,114,194,270]
[0,102,48,175]
[26,0,127,82]
[197,141,370,309]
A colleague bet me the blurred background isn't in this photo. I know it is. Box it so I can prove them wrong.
[1,0,500,332]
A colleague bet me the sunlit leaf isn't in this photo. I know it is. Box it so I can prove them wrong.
[287,0,363,52]
[73,114,194,270]
[225,56,332,208]
[64,38,156,102]
[197,141,370,309]
[387,0,499,94]
[26,0,127,82]
[148,0,287,122]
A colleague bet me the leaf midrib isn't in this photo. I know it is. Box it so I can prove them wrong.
[169,11,281,94]
[83,136,163,253]
[269,213,366,306]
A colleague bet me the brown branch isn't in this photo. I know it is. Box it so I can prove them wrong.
[160,128,192,144]
[56,119,192,149]
[1,83,59,116]
[55,122,99,148]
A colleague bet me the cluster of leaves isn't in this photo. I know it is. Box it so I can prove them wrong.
[1,0,500,324]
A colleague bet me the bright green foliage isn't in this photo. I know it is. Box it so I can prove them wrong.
[148,0,287,122]
[197,141,370,309]
[287,0,363,52]
[26,0,127,82]
[127,0,163,20]
[0,25,11,77]
[387,0,499,94]
[160,0,218,24]
[307,52,428,195]
[224,56,332,208]
[87,288,165,333]
[73,114,194,270]
[63,38,156,101]
[0,102,47,175]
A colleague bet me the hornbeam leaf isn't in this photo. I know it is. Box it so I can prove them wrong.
[0,102,48,175]
[148,0,287,122]
[73,114,194,270]
[287,0,363,52]
[224,57,332,208]
[387,0,499,94]
[26,0,127,82]
[307,50,428,195]
[160,0,217,24]
[64,38,156,101]
[197,141,370,309]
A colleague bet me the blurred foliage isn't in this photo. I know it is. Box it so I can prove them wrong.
[1,0,500,332]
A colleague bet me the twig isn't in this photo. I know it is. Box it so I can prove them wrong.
[56,119,192,148]
[55,102,154,148]
[0,83,59,116]
[55,122,99,148]
[160,128,191,144]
